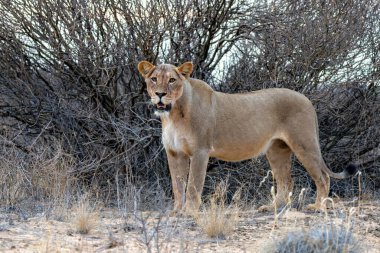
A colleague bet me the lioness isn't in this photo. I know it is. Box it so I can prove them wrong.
[138,61,357,213]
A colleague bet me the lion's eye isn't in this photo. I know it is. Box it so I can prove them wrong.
[169,78,176,83]
[151,77,157,82]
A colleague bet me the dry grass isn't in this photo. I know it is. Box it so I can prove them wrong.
[29,148,74,202]
[195,181,241,239]
[0,143,75,209]
[72,197,99,234]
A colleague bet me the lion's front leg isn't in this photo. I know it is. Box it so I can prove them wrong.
[166,151,190,214]
[185,151,209,213]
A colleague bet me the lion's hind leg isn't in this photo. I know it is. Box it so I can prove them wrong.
[286,137,330,212]
[258,139,293,212]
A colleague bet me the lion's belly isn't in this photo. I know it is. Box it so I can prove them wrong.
[210,138,273,162]
[211,151,260,162]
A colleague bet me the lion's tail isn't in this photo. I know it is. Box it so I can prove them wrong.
[314,116,358,180]
[322,163,358,179]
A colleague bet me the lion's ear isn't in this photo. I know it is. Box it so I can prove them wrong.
[176,62,193,78]
[138,61,155,78]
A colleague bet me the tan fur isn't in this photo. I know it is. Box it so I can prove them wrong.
[138,61,352,213]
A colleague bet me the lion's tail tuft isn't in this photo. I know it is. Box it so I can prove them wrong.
[344,163,358,177]
[324,163,358,179]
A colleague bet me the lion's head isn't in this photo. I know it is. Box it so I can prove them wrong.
[138,61,193,114]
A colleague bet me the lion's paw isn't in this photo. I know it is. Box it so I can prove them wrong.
[305,203,325,212]
[168,209,180,217]
[258,204,275,212]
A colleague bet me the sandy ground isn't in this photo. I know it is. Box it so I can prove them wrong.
[1,202,380,253]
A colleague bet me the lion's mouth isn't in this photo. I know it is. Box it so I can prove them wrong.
[155,102,172,112]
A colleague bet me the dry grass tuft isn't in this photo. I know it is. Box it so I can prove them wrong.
[195,182,241,239]
[73,197,99,234]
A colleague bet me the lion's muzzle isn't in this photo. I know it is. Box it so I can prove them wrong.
[151,93,172,112]
[155,101,172,112]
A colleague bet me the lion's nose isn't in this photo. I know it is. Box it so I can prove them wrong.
[155,92,167,99]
